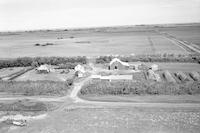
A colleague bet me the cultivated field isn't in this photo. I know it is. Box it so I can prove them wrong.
[158,25,200,46]
[1,24,200,58]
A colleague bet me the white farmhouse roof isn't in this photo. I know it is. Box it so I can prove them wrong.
[37,64,49,71]
[109,58,129,66]
[75,64,85,73]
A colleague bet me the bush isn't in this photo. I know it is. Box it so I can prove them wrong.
[57,63,78,69]
[80,80,200,96]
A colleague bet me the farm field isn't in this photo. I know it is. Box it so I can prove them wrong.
[158,25,200,46]
[3,106,200,133]
[1,24,199,58]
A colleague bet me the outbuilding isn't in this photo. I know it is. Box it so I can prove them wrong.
[150,64,159,71]
[36,64,51,73]
[75,64,85,77]
[108,58,129,70]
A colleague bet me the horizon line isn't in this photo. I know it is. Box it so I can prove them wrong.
[0,22,200,33]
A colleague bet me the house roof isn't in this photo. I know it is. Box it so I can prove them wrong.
[37,64,50,71]
[109,58,129,66]
[75,64,85,73]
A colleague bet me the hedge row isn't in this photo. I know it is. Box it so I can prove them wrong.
[80,80,200,95]
[0,56,86,69]
[96,54,200,64]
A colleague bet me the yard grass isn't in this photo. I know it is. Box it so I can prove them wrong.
[144,62,200,72]
[15,68,75,81]
[0,67,25,78]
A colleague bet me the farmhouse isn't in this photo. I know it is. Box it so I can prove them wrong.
[36,64,51,73]
[108,58,129,70]
[75,64,85,77]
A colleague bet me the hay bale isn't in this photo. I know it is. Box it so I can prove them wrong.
[189,71,200,81]
[175,71,188,82]
[163,70,176,83]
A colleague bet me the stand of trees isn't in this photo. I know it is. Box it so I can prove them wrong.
[80,80,200,95]
[0,56,87,69]
[96,54,200,64]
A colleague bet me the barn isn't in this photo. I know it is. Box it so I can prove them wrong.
[108,58,129,70]
[75,64,85,77]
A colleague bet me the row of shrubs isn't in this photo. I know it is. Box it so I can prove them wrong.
[0,56,87,69]
[0,80,73,96]
[80,80,200,95]
[96,54,200,64]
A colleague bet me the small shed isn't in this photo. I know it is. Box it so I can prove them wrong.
[36,64,50,73]
[109,58,129,70]
[75,64,85,73]
[150,64,159,71]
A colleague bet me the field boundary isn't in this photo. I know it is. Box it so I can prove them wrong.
[156,30,200,54]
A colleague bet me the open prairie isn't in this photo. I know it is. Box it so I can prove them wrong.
[1,24,199,58]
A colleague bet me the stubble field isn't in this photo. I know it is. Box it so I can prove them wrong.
[1,24,199,58]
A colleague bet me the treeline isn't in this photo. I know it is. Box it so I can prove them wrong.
[0,80,73,96]
[80,80,200,95]
[96,54,200,64]
[0,56,87,69]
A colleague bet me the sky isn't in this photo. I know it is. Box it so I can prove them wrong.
[0,0,200,31]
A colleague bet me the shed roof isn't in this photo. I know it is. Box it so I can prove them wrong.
[37,64,50,71]
[75,64,85,73]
